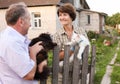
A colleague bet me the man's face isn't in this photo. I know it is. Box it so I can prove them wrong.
[21,11,31,35]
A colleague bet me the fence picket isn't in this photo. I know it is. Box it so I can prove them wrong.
[52,46,60,84]
[38,45,96,84]
[72,45,81,84]
[63,45,70,84]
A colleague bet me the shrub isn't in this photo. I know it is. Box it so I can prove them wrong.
[87,31,99,40]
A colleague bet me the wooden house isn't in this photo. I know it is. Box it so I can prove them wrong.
[78,9,107,34]
[0,0,106,39]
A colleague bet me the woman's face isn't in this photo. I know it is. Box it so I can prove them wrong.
[58,12,72,26]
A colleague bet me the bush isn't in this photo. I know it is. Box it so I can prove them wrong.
[87,31,99,40]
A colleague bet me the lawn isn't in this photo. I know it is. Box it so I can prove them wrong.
[111,43,120,84]
[87,29,119,84]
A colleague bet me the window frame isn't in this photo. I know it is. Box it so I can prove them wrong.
[87,14,91,24]
[31,12,41,29]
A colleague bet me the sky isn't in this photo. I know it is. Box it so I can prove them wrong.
[86,0,120,16]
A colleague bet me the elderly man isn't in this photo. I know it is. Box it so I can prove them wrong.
[0,2,46,84]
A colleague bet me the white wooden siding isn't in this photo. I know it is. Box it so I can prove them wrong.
[28,6,57,39]
[0,9,7,31]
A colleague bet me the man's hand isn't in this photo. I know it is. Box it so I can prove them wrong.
[29,41,43,59]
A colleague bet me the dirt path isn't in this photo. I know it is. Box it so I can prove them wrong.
[101,42,120,84]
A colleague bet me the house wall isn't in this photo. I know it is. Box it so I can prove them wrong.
[79,11,100,33]
[74,0,81,8]
[28,6,57,39]
[0,9,6,31]
[100,15,105,33]
[0,6,57,39]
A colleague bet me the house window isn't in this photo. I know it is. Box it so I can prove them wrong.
[31,12,41,28]
[87,15,90,24]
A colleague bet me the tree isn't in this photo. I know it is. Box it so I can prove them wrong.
[105,12,120,27]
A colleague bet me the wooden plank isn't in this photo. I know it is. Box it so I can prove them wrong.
[81,45,89,84]
[72,45,81,84]
[89,45,96,84]
[63,45,70,84]
[52,46,60,84]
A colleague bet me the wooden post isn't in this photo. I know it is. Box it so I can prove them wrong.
[52,46,60,84]
[72,45,81,84]
[89,45,96,84]
[81,45,89,84]
[63,45,70,84]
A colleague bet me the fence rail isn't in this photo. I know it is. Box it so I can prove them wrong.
[40,45,96,84]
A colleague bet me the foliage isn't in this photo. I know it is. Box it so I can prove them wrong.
[111,66,120,84]
[105,12,120,27]
[48,50,53,67]
[87,30,119,84]
[115,48,120,64]
[111,46,120,84]
[94,35,117,84]
[87,31,99,40]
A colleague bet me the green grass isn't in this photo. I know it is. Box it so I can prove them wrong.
[111,66,120,84]
[94,44,117,84]
[48,50,53,67]
[111,45,120,84]
[115,47,120,64]
[91,34,119,84]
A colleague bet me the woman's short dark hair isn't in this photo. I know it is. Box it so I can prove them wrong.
[57,3,76,21]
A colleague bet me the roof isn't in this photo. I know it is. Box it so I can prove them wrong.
[79,0,89,9]
[77,8,107,16]
[0,0,60,9]
[83,0,90,9]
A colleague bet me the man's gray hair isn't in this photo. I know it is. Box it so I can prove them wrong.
[5,2,27,25]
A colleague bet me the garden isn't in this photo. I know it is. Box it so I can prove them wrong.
[87,27,120,84]
[47,27,120,84]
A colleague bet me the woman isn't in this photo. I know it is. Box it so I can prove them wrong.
[53,3,90,61]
